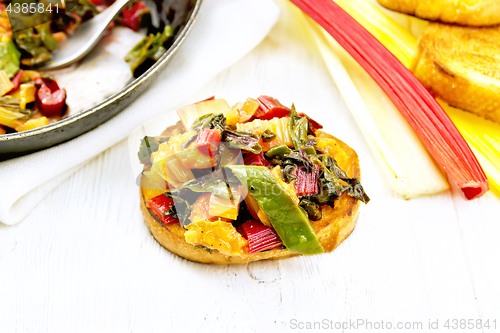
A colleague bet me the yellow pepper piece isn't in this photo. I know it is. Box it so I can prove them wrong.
[14,117,49,132]
[177,99,238,129]
[8,83,37,109]
[184,219,248,256]
[316,136,351,172]
[20,83,36,104]
[232,97,260,123]
[142,188,167,202]
[209,187,241,220]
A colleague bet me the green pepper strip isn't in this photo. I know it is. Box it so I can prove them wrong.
[265,144,292,158]
[229,165,324,255]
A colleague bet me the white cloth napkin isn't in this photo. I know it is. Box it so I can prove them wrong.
[0,0,280,225]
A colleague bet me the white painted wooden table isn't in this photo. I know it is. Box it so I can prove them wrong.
[1,5,499,333]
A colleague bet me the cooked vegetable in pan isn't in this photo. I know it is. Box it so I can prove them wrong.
[0,0,173,135]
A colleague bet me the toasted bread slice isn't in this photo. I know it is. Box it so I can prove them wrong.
[412,23,500,124]
[140,132,361,264]
[377,0,500,26]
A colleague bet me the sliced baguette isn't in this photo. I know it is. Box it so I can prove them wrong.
[412,23,500,124]
[140,132,361,264]
[377,0,500,26]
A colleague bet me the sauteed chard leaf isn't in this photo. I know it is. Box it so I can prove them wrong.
[299,198,322,221]
[125,25,173,75]
[192,113,226,132]
[223,130,262,154]
[175,169,240,200]
[289,104,309,150]
[328,158,370,203]
[138,136,160,164]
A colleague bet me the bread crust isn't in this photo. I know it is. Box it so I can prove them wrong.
[377,0,500,27]
[140,132,362,264]
[413,23,500,124]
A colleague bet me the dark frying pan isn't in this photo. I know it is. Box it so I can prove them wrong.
[0,0,201,160]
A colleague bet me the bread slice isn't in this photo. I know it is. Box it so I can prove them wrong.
[377,0,500,26]
[140,132,362,264]
[412,23,500,124]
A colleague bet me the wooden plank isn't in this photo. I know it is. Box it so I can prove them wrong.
[1,2,496,332]
[451,188,500,328]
